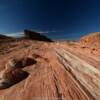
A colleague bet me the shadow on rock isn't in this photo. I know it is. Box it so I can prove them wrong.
[24,57,37,67]
[0,69,29,89]
[6,57,37,69]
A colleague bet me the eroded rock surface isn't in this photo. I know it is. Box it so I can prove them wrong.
[0,34,99,100]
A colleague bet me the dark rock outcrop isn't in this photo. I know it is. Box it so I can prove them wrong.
[24,30,52,42]
[0,34,16,44]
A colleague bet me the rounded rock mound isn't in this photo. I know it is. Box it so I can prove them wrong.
[80,32,100,48]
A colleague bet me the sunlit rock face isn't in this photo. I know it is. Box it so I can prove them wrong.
[80,32,100,48]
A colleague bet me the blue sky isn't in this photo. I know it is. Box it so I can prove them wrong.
[0,0,100,40]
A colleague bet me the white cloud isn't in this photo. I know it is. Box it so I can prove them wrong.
[37,30,57,34]
[4,32,24,37]
[3,30,57,37]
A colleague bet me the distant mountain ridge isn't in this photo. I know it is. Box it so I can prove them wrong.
[0,34,15,43]
[0,34,13,39]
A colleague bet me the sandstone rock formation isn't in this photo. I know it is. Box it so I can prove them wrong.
[6,57,36,68]
[0,33,99,100]
[24,29,52,42]
[0,69,28,89]
[80,32,100,48]
[0,58,30,89]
